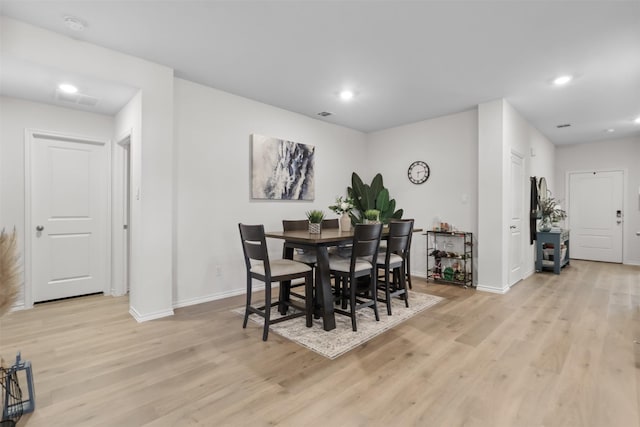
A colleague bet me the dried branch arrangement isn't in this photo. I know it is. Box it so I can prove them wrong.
[0,228,20,317]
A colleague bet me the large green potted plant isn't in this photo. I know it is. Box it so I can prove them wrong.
[347,172,403,224]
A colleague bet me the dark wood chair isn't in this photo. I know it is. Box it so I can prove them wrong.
[329,223,383,331]
[376,220,413,315]
[321,218,339,229]
[239,223,313,341]
[390,218,415,289]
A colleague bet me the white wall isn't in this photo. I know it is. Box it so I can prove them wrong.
[504,101,556,278]
[478,99,507,292]
[173,78,367,306]
[478,99,555,293]
[0,96,114,307]
[365,109,479,278]
[2,17,175,320]
[556,136,640,265]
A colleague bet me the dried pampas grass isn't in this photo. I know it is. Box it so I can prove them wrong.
[0,228,20,317]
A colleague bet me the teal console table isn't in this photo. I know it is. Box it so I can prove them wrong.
[535,230,570,274]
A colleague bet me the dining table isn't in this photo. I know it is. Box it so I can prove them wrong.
[265,225,421,331]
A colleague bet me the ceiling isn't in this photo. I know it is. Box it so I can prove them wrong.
[1,1,639,145]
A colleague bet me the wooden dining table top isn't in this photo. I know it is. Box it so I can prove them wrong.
[265,226,423,244]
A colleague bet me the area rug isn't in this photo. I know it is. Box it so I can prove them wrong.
[233,291,444,359]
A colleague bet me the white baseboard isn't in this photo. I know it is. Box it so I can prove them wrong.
[476,284,510,294]
[623,259,640,266]
[9,303,25,312]
[129,306,174,322]
[172,283,269,309]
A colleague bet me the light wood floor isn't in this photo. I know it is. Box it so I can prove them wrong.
[1,260,639,426]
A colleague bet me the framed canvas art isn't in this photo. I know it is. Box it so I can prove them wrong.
[251,134,315,200]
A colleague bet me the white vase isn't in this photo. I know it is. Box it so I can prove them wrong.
[340,213,351,231]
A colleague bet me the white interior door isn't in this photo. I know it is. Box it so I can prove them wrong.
[569,170,623,263]
[509,152,523,286]
[29,131,109,302]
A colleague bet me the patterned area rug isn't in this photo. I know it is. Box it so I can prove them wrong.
[233,291,444,359]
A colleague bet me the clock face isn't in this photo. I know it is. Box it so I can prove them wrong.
[408,161,430,184]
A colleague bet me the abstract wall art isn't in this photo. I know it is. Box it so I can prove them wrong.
[251,134,315,200]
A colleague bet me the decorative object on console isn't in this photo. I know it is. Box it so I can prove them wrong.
[538,194,566,232]
[251,134,315,200]
[347,172,403,224]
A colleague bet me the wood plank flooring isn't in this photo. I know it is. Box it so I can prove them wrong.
[1,260,638,426]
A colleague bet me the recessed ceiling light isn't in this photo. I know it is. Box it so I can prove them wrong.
[64,16,86,32]
[339,90,354,101]
[634,116,640,124]
[58,83,78,94]
[553,75,573,86]
[605,128,615,133]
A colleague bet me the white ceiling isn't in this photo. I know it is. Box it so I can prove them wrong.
[1,1,639,145]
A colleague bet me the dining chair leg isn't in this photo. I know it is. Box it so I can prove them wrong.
[406,255,413,289]
[341,277,348,310]
[399,266,409,307]
[371,274,380,321]
[384,266,392,316]
[278,280,290,315]
[349,278,358,332]
[243,276,252,328]
[263,283,271,341]
[305,271,313,327]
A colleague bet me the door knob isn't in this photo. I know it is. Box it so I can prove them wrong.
[510,225,516,229]
[36,225,44,231]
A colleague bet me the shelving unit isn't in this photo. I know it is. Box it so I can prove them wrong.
[535,230,570,274]
[426,231,473,288]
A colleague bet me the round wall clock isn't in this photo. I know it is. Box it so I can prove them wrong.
[408,160,430,184]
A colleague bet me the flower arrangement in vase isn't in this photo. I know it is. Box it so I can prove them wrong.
[539,196,566,231]
[328,196,354,231]
[306,210,325,234]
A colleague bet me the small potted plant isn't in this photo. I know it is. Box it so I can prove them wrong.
[363,209,380,224]
[328,196,354,231]
[306,210,325,234]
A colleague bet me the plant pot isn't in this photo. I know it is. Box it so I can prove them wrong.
[340,213,351,231]
[309,222,321,234]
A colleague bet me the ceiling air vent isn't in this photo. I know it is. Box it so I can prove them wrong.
[317,111,332,117]
[55,89,100,108]
[556,123,571,128]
